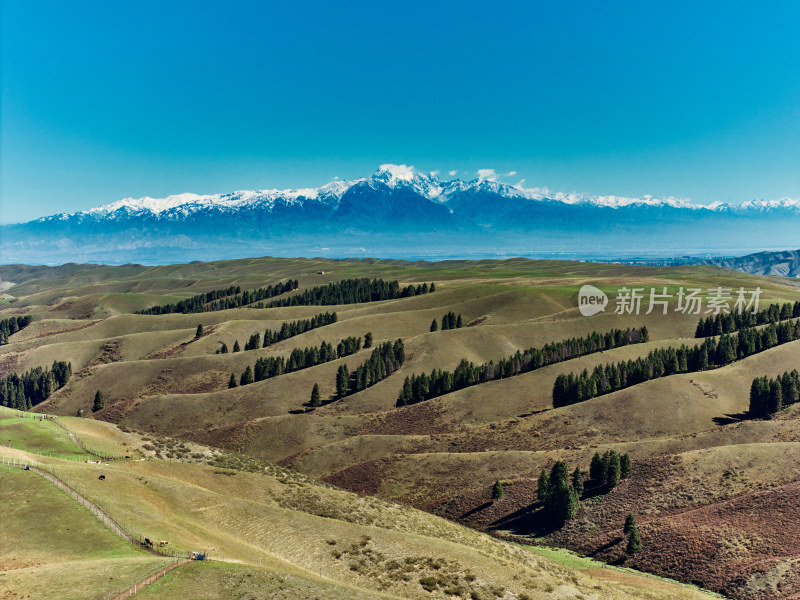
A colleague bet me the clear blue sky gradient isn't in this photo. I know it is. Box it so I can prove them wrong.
[2,1,799,223]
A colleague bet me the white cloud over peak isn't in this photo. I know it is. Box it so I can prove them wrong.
[477,169,517,181]
[448,170,457,176]
[378,163,415,181]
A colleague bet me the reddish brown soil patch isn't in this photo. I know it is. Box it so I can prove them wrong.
[322,457,388,496]
[95,397,141,423]
[88,339,123,367]
[359,402,461,436]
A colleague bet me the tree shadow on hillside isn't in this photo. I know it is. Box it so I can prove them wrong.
[294,395,341,413]
[460,501,493,520]
[581,480,610,500]
[713,411,750,426]
[488,503,565,537]
[588,536,623,557]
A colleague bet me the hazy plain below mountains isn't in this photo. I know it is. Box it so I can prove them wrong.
[3,165,800,265]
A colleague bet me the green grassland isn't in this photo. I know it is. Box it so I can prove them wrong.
[0,465,170,600]
[0,414,90,459]
[3,256,800,599]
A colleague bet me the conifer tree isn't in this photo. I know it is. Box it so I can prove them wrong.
[228,373,237,388]
[310,383,321,407]
[240,366,254,386]
[92,389,104,412]
[364,332,373,348]
[590,452,605,482]
[220,342,229,354]
[626,516,642,555]
[430,319,438,332]
[624,513,637,535]
[456,314,463,328]
[547,461,578,521]
[769,379,784,414]
[571,467,584,498]
[233,340,241,352]
[620,453,632,479]
[537,470,551,503]
[195,324,204,339]
[606,451,621,488]
[336,365,349,398]
[492,480,504,500]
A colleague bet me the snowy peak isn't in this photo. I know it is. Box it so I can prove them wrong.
[740,197,800,211]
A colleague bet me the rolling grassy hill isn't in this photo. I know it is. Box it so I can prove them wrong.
[3,256,800,598]
[0,406,713,600]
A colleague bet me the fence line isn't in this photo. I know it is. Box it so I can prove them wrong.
[51,416,126,460]
[1,417,207,598]
[0,405,125,460]
[103,559,191,600]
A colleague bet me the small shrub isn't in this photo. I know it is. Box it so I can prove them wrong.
[419,576,439,592]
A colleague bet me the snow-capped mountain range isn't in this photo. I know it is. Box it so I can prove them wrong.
[37,164,800,222]
[4,164,800,265]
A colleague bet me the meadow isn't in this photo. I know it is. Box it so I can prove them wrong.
[2,256,800,598]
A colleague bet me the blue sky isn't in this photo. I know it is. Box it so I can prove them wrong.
[2,0,799,224]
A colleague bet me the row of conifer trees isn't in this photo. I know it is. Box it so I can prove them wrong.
[217,312,338,354]
[333,339,405,400]
[554,321,800,407]
[0,315,32,345]
[0,361,72,410]
[749,370,800,418]
[230,334,367,388]
[397,327,649,407]
[695,300,800,337]
[430,312,462,331]
[138,280,298,315]
[266,279,434,307]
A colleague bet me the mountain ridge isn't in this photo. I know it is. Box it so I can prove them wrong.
[31,165,800,222]
[4,164,800,265]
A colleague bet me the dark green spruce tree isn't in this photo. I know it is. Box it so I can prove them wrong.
[625,514,642,555]
[93,389,104,412]
[310,383,321,407]
[492,480,504,500]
